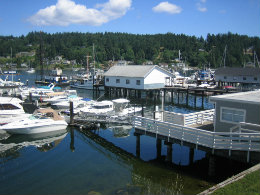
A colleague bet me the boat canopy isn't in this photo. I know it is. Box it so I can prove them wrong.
[33,108,63,121]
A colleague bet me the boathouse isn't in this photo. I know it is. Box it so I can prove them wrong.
[210,90,260,133]
[214,67,260,88]
[103,65,174,90]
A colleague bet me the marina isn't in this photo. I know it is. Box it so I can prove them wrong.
[0,69,259,195]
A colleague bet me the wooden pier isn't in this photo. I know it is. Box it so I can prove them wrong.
[133,115,260,164]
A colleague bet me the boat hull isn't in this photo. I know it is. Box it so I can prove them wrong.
[2,121,67,134]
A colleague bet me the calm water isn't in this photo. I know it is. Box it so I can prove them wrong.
[0,70,249,195]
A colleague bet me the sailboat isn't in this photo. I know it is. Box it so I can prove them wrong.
[70,44,104,90]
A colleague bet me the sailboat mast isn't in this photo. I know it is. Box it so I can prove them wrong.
[93,43,95,75]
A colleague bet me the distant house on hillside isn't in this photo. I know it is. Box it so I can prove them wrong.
[214,67,260,88]
[104,65,174,90]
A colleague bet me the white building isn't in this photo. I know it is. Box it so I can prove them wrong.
[104,65,174,90]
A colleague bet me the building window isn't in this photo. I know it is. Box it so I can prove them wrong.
[254,77,257,81]
[220,107,245,124]
[243,77,246,80]
[116,79,120,83]
[126,79,130,84]
[136,80,141,85]
[106,78,109,82]
[224,76,227,79]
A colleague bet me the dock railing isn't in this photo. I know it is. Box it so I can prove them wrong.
[133,116,260,153]
[163,109,215,126]
[230,122,260,134]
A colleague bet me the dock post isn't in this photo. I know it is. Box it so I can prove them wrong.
[201,91,205,109]
[186,89,189,106]
[177,90,180,104]
[141,102,144,117]
[171,90,174,104]
[189,148,194,165]
[165,141,173,163]
[134,132,141,158]
[156,138,162,159]
[194,94,197,109]
[153,95,156,119]
[29,92,32,102]
[70,101,74,125]
[208,154,216,177]
[70,129,75,152]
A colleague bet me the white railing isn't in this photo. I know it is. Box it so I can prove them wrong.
[133,116,260,152]
[163,109,215,126]
[230,122,260,133]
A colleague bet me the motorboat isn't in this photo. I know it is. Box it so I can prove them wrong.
[79,100,114,116]
[112,98,142,116]
[52,96,90,110]
[26,68,35,74]
[0,130,67,154]
[0,97,31,125]
[0,108,68,134]
[19,83,56,101]
[43,90,78,105]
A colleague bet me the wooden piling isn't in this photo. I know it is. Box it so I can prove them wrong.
[70,101,74,125]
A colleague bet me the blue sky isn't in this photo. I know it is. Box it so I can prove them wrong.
[0,0,259,38]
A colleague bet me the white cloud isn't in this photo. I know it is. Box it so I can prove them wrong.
[28,0,132,26]
[196,0,207,12]
[152,2,182,14]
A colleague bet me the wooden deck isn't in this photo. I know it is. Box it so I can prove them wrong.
[132,116,260,163]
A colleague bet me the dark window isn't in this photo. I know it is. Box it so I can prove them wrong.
[243,77,246,80]
[136,80,141,85]
[254,77,257,81]
[0,104,20,110]
[106,78,109,82]
[224,76,227,79]
[126,79,130,84]
[116,79,120,83]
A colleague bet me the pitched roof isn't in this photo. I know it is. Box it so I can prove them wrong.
[104,65,173,78]
[210,90,260,105]
[215,67,260,76]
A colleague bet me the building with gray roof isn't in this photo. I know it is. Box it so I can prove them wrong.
[104,65,174,90]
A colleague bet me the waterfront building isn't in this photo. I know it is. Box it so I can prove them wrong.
[210,90,260,133]
[104,65,174,90]
[214,67,260,88]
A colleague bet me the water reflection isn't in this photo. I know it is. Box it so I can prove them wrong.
[76,127,213,195]
[0,129,68,157]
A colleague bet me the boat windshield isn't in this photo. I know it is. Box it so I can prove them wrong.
[92,105,112,109]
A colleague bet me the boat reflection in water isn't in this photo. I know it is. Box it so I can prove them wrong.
[0,129,68,154]
[108,125,132,138]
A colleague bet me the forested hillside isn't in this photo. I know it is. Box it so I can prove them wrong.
[0,32,259,68]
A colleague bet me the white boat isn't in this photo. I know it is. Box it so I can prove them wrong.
[0,108,68,134]
[52,96,89,110]
[19,83,56,100]
[44,68,69,85]
[79,100,114,116]
[43,90,78,105]
[112,98,142,116]
[26,68,35,74]
[0,97,31,125]
[0,130,67,154]
[70,74,104,90]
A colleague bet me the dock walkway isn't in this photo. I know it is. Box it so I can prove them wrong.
[132,111,260,163]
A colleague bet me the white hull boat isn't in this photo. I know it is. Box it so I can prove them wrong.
[0,108,67,134]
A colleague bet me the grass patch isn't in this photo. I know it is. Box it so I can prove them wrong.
[212,169,260,195]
